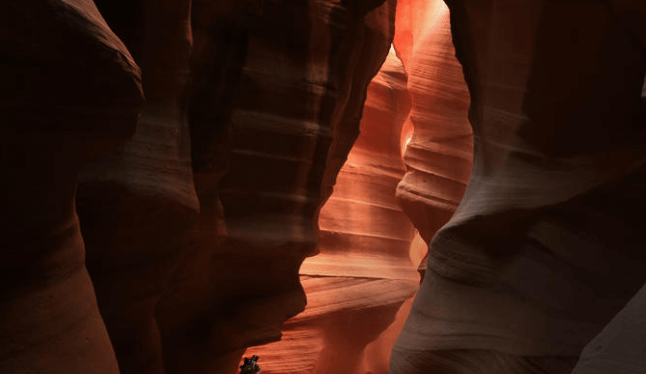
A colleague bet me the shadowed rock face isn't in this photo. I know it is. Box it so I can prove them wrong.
[572,273,646,374]
[76,1,200,373]
[0,1,144,373]
[153,1,254,373]
[569,4,646,374]
[391,1,646,373]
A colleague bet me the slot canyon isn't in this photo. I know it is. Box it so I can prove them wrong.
[1,1,646,374]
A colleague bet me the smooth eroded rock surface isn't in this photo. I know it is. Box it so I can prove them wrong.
[0,1,143,373]
[572,278,646,374]
[153,2,255,373]
[242,40,417,374]
[393,0,473,279]
[391,1,646,373]
[76,1,199,373]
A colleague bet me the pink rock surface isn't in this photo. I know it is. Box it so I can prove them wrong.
[301,46,416,282]
[393,0,473,278]
[243,44,417,374]
[215,1,396,365]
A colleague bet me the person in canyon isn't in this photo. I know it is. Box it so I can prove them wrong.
[239,355,262,374]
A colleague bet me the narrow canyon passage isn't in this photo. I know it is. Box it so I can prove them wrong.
[2,1,646,374]
[242,46,421,374]
[238,1,477,371]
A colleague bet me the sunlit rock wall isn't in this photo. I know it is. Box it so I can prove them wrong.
[297,48,419,374]
[393,0,473,279]
[197,0,398,372]
[298,46,418,374]
[301,46,415,284]
[242,45,416,374]
[391,1,646,373]
[0,1,144,373]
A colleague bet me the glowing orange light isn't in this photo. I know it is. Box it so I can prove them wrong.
[400,119,414,156]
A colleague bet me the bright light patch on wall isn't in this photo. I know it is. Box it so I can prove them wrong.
[399,119,414,156]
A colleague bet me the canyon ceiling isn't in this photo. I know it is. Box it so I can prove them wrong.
[2,1,646,374]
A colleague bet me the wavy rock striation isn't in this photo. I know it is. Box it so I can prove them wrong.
[241,28,417,374]
[393,0,473,279]
[391,1,646,373]
[153,2,256,373]
[147,0,397,372]
[6,1,401,373]
[0,1,144,373]
[75,1,200,373]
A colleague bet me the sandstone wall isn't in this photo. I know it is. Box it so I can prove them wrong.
[393,0,473,278]
[0,1,400,374]
[244,46,417,374]
[0,1,144,373]
[391,1,646,373]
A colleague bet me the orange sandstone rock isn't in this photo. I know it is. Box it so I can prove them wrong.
[394,1,473,278]
[244,44,416,374]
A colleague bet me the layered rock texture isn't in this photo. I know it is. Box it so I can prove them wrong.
[3,0,400,373]
[5,0,646,373]
[76,2,200,373]
[244,46,418,374]
[212,1,398,372]
[81,0,398,372]
[153,2,253,373]
[0,1,144,373]
[391,1,646,373]
[393,0,473,278]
